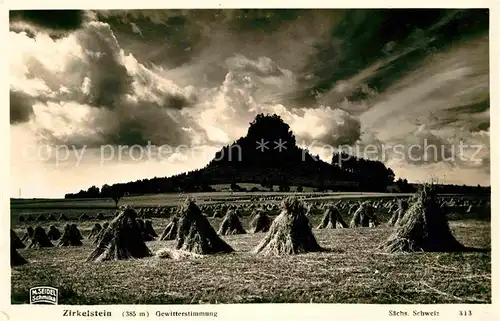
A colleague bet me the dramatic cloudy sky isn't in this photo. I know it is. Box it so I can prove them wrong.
[9,9,490,198]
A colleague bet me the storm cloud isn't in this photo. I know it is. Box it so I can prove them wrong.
[9,10,91,38]
[10,9,490,191]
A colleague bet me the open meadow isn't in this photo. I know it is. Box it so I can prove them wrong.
[10,192,491,304]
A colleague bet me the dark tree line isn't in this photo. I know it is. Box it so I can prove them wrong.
[331,151,395,191]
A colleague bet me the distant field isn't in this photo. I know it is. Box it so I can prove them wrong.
[10,191,415,219]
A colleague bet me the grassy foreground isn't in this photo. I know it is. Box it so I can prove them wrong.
[11,215,491,304]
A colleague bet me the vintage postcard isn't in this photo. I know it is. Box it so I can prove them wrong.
[2,3,498,321]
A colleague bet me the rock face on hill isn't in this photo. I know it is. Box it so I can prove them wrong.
[199,113,356,189]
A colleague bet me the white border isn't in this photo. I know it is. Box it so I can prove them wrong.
[1,2,497,321]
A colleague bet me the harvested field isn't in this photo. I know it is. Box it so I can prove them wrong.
[11,196,491,304]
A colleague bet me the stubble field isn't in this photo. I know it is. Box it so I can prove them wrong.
[11,199,491,304]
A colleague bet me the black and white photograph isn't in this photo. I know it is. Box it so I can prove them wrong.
[7,7,493,310]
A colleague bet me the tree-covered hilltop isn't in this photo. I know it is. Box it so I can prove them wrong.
[64,113,487,199]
